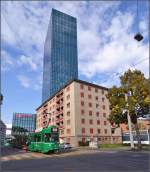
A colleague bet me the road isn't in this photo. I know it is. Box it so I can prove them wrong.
[1,147,149,172]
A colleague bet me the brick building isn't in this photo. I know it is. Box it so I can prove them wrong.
[36,79,122,146]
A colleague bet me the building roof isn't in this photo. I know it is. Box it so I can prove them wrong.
[36,79,108,111]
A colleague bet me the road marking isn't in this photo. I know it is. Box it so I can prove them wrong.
[13,156,22,160]
[29,153,47,158]
[1,157,11,161]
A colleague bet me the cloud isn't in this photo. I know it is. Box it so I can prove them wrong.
[18,55,37,71]
[1,1,149,89]
[17,74,42,90]
[1,50,14,71]
[17,75,30,88]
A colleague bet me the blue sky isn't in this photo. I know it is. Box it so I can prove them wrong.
[1,1,149,125]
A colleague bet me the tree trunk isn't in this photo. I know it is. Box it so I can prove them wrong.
[134,123,142,150]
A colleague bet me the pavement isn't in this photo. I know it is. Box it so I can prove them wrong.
[1,147,149,172]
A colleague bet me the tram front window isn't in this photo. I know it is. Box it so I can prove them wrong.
[44,133,51,142]
[51,133,59,142]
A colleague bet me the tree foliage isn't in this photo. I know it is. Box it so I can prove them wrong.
[107,69,150,126]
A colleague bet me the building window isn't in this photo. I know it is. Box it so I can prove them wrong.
[103,113,106,117]
[81,118,85,124]
[89,119,93,124]
[97,129,101,134]
[82,128,85,133]
[82,138,86,142]
[67,129,71,134]
[95,88,98,93]
[88,94,92,99]
[80,84,84,89]
[104,121,107,125]
[96,112,99,117]
[89,111,92,116]
[80,92,84,98]
[67,94,70,100]
[81,109,84,115]
[102,105,105,110]
[66,86,70,92]
[97,120,100,125]
[61,130,64,135]
[90,128,93,134]
[67,111,70,116]
[67,103,70,108]
[95,96,98,101]
[102,90,104,95]
[102,97,105,102]
[81,101,84,106]
[67,120,70,125]
[88,86,91,91]
[89,102,92,107]
[96,104,99,108]
[104,129,107,134]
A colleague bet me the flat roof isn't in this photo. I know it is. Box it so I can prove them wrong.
[36,79,108,111]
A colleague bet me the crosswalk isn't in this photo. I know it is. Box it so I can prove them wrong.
[1,153,49,162]
[1,149,101,162]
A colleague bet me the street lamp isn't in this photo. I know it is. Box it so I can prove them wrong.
[0,94,3,105]
[125,93,135,149]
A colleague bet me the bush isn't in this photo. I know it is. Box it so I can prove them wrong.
[78,141,89,146]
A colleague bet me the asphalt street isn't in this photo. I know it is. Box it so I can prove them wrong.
[1,147,149,172]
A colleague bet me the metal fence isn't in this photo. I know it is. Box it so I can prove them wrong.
[122,130,150,145]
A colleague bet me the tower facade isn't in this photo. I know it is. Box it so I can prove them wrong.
[42,9,78,102]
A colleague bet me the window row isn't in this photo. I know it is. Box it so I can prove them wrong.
[81,119,107,125]
[81,101,106,109]
[82,128,107,134]
[66,128,108,135]
[80,93,105,102]
[66,110,107,117]
[80,84,105,94]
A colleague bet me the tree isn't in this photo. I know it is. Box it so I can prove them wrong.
[107,69,150,150]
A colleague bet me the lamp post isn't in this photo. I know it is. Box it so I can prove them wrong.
[125,93,134,149]
[0,94,3,105]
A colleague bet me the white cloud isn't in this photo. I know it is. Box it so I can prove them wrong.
[17,74,42,90]
[1,1,149,89]
[18,55,37,71]
[17,75,30,88]
[1,50,14,71]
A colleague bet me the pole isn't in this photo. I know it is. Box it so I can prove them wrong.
[125,93,134,149]
[148,0,150,147]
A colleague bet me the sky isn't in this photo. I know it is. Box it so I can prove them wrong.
[1,1,149,126]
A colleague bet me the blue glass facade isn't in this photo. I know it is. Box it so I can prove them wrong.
[42,9,78,102]
[12,113,36,135]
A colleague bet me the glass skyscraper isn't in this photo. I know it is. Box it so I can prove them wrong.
[12,113,36,135]
[42,9,78,102]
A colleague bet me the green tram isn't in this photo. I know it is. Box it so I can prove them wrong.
[28,126,59,153]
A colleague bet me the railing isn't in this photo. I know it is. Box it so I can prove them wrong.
[122,130,150,145]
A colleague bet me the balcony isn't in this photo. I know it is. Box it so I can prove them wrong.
[55,118,60,123]
[59,125,64,129]
[55,109,63,115]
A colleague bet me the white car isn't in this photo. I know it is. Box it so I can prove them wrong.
[59,143,72,150]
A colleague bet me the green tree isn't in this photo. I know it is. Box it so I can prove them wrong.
[107,69,150,150]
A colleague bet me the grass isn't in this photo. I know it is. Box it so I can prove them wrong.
[99,144,128,149]
[99,144,150,151]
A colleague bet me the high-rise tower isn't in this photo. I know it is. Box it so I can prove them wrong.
[42,9,78,102]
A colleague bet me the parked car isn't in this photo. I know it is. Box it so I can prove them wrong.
[59,143,72,150]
